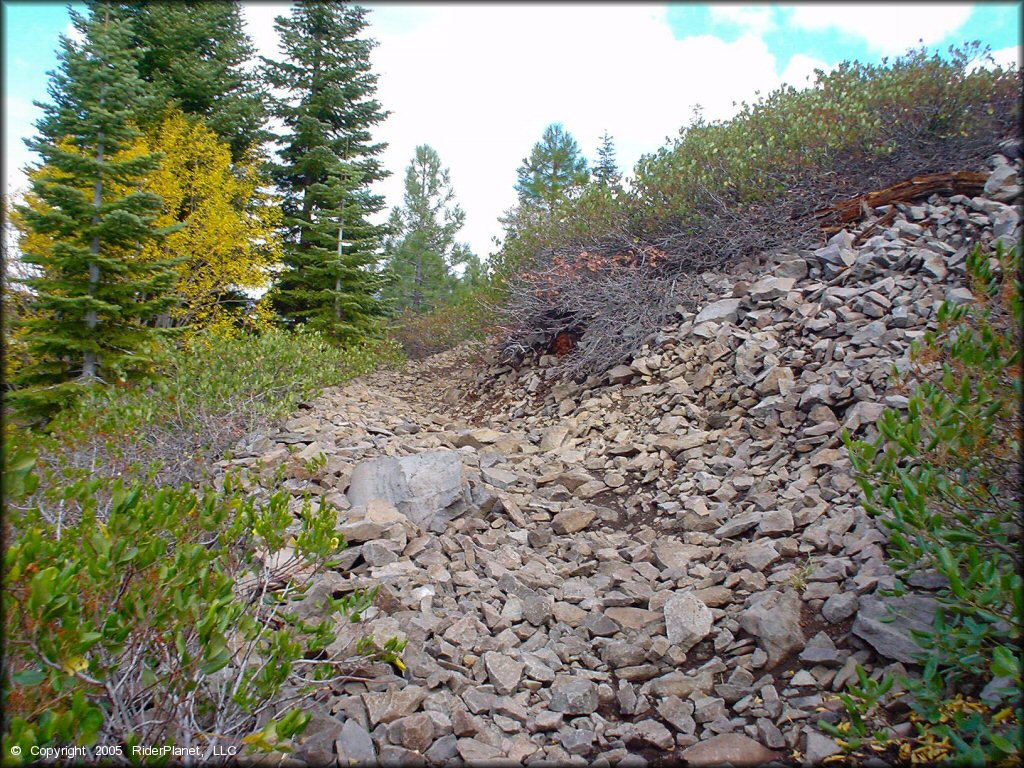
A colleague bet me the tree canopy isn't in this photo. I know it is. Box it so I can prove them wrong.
[593,130,621,187]
[263,1,391,342]
[12,3,178,419]
[116,0,267,162]
[383,144,471,312]
[515,123,590,212]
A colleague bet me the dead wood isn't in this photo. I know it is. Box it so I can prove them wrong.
[813,171,989,230]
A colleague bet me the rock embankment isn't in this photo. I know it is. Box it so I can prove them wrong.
[217,153,1020,767]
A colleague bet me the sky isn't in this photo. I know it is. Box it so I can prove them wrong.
[3,2,1020,261]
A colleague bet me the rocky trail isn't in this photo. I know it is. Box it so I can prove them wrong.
[217,157,1020,767]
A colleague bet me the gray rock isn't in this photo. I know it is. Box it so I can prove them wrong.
[985,164,1020,197]
[814,241,856,268]
[336,718,377,766]
[423,734,458,764]
[608,365,636,384]
[729,538,780,572]
[347,450,471,532]
[533,710,563,731]
[481,466,518,489]
[715,510,761,538]
[645,669,715,699]
[757,508,794,535]
[775,258,808,280]
[523,595,554,626]
[679,732,780,766]
[693,695,727,723]
[631,719,674,750]
[756,718,786,749]
[362,686,428,726]
[482,651,524,695]
[944,286,974,307]
[455,737,506,762]
[737,589,805,668]
[362,539,399,566]
[294,709,343,765]
[657,696,696,734]
[559,728,595,755]
[980,675,1017,706]
[799,631,844,667]
[549,678,599,715]
[584,611,621,637]
[851,593,938,663]
[603,641,647,668]
[664,592,714,652]
[822,591,859,623]
[552,508,596,534]
[388,713,436,754]
[748,276,796,302]
[694,298,742,325]
[803,728,843,765]
[335,518,388,543]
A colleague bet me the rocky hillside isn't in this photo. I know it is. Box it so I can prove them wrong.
[216,154,1020,767]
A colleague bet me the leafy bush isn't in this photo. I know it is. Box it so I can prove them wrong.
[7,328,403,502]
[631,43,1018,230]
[495,43,1020,375]
[2,445,376,763]
[388,284,501,360]
[841,243,1022,765]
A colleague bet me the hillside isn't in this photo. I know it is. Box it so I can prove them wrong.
[207,151,1021,765]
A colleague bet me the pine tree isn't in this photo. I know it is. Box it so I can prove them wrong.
[263,1,390,341]
[593,130,621,187]
[116,1,267,162]
[515,123,590,212]
[11,3,178,420]
[383,144,468,312]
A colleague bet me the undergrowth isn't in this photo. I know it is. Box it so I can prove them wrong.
[7,328,404,504]
[2,447,378,763]
[824,242,1023,766]
[495,42,1020,376]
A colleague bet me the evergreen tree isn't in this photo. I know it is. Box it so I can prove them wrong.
[116,1,267,163]
[262,1,390,341]
[593,130,621,187]
[384,144,468,312]
[12,3,178,420]
[515,123,590,212]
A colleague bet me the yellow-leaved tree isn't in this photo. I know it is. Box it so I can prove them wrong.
[11,113,282,345]
[139,109,281,336]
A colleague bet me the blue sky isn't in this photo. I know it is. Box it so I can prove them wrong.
[4,2,1020,258]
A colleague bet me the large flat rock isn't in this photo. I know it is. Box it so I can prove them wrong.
[347,449,471,533]
[852,593,938,664]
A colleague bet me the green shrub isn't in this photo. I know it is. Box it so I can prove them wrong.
[389,284,502,359]
[2,444,378,763]
[631,43,1018,227]
[495,43,1020,374]
[842,243,1022,765]
[6,327,404,500]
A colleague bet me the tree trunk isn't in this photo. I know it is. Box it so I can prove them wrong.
[83,71,108,380]
[335,216,344,320]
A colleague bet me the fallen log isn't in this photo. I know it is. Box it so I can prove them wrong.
[813,171,989,229]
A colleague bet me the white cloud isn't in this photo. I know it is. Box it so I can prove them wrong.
[4,95,42,202]
[779,53,833,88]
[709,6,778,35]
[357,6,807,258]
[787,4,973,55]
[988,45,1020,70]
[238,3,291,69]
